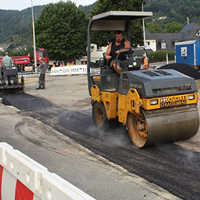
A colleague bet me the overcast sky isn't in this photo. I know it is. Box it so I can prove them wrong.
[1,0,97,11]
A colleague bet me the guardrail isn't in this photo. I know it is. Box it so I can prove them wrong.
[0,143,96,200]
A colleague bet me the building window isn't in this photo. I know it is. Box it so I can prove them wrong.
[195,30,200,37]
[173,40,178,49]
[157,41,161,50]
[161,41,167,49]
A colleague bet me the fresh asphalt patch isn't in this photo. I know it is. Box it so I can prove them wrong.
[159,63,200,79]
[2,92,200,200]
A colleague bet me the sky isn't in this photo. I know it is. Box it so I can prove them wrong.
[1,0,97,11]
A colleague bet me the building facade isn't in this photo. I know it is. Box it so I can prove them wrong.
[145,23,200,51]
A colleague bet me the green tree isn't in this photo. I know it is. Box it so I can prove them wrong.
[36,2,88,61]
[90,0,145,47]
[146,22,164,33]
[146,21,184,33]
[165,21,184,33]
[91,0,143,15]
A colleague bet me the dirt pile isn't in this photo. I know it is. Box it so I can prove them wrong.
[159,63,200,80]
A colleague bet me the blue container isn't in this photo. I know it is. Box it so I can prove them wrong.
[176,40,200,67]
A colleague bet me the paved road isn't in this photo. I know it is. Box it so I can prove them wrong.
[1,75,200,200]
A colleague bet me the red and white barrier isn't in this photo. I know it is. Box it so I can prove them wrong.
[0,143,96,200]
[0,166,35,200]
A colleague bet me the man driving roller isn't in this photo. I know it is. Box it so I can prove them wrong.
[105,30,130,74]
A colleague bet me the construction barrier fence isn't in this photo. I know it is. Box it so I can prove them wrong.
[0,143,96,200]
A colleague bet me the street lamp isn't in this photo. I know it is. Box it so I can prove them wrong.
[31,0,37,72]
[142,1,146,47]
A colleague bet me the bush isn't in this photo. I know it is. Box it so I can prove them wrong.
[148,50,175,63]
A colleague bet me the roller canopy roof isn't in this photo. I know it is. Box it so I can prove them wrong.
[89,11,153,31]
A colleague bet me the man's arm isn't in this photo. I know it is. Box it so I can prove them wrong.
[116,40,131,54]
[105,43,112,60]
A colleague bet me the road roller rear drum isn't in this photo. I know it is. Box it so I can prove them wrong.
[92,102,109,129]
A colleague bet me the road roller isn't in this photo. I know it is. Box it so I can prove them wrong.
[87,11,199,148]
[0,64,24,93]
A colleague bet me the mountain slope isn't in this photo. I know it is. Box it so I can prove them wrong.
[0,6,43,47]
[144,0,200,23]
[0,0,200,48]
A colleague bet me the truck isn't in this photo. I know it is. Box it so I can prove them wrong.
[0,48,48,72]
[0,56,30,72]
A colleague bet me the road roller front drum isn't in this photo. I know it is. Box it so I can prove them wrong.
[127,105,199,148]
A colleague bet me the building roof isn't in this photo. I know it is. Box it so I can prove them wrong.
[180,23,196,33]
[146,23,200,42]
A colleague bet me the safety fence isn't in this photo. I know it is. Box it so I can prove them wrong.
[50,65,100,76]
[0,143,96,200]
[50,65,87,76]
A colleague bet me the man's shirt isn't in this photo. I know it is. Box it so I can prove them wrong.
[2,56,13,68]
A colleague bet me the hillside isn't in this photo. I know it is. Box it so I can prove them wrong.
[0,4,94,49]
[79,3,96,16]
[0,6,43,48]
[144,0,200,24]
[0,0,200,49]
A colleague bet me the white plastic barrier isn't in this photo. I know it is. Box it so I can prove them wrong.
[50,65,87,76]
[0,143,96,200]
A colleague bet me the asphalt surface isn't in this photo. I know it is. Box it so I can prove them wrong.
[1,75,200,200]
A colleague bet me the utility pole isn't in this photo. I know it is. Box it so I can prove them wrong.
[142,1,146,47]
[31,0,37,72]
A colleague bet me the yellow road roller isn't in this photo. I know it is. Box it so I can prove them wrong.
[87,11,199,148]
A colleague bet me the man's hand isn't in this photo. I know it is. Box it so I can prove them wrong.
[105,55,112,60]
[115,50,120,54]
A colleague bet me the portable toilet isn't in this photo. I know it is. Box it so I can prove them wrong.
[175,40,200,67]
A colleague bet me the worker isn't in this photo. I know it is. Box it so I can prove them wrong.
[2,52,13,85]
[0,62,2,84]
[2,52,13,68]
[143,53,150,70]
[36,57,49,89]
[52,62,56,68]
[105,30,131,74]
